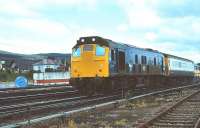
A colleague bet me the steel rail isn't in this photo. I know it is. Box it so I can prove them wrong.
[0,94,120,126]
[1,83,200,127]
[138,89,200,128]
[0,84,71,92]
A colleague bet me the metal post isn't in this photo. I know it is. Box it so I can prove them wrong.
[122,87,124,99]
[27,106,31,126]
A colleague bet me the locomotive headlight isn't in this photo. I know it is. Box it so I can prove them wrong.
[99,64,103,68]
[81,38,85,42]
[92,37,96,42]
[98,64,103,72]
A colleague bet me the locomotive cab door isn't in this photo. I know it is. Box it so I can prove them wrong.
[115,48,125,73]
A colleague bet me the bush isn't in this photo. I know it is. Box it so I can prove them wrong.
[0,71,33,82]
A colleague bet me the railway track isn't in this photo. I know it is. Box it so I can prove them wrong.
[0,90,78,106]
[138,89,200,128]
[0,85,73,97]
[0,93,121,126]
[0,85,79,125]
[1,83,199,127]
[0,84,70,91]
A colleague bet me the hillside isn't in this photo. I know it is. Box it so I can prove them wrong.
[0,50,71,70]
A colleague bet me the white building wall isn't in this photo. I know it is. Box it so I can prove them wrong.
[0,61,5,70]
[33,72,70,80]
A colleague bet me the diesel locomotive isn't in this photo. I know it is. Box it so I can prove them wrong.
[70,36,196,94]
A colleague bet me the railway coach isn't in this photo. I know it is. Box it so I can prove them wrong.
[70,36,195,94]
[163,54,194,85]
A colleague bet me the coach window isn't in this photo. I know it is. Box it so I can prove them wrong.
[154,57,157,66]
[135,55,138,64]
[178,62,182,68]
[96,45,105,56]
[72,47,81,57]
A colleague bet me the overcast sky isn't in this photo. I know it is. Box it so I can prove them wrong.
[0,0,200,62]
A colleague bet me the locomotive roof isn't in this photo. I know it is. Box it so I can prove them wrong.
[74,36,109,47]
[74,36,123,48]
[73,36,194,64]
[74,36,159,52]
[74,36,161,53]
[163,53,194,63]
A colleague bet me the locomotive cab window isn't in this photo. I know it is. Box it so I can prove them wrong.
[72,47,81,57]
[96,45,105,56]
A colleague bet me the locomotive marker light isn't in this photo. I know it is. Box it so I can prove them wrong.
[92,37,96,42]
[81,38,85,42]
[15,76,28,88]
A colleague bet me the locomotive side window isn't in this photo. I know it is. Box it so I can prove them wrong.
[96,45,105,56]
[154,57,157,66]
[135,55,138,64]
[72,47,81,57]
[111,49,115,61]
[141,56,147,65]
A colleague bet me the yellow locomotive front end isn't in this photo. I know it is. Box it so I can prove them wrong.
[71,43,109,78]
[70,37,110,94]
